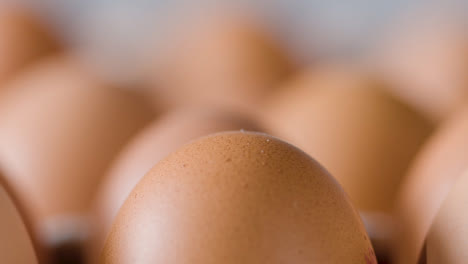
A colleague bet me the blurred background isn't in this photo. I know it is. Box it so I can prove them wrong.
[9,0,468,83]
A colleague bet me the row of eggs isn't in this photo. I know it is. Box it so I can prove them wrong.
[0,3,468,264]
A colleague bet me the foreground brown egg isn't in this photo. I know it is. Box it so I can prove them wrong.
[0,176,39,264]
[91,108,260,259]
[0,55,154,246]
[394,105,468,264]
[262,68,433,214]
[0,4,59,86]
[373,14,468,122]
[101,132,376,264]
[426,169,468,263]
[148,14,296,113]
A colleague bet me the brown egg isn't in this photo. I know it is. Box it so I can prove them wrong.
[373,13,468,122]
[426,169,468,263]
[0,175,39,264]
[261,68,433,257]
[101,132,376,263]
[148,14,296,113]
[90,108,260,259]
[0,55,154,246]
[262,67,433,213]
[394,105,468,264]
[0,4,59,86]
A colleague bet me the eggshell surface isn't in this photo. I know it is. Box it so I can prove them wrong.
[101,132,376,264]
[91,108,259,256]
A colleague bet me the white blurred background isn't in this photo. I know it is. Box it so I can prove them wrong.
[8,0,468,85]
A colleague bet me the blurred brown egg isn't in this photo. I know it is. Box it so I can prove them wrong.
[394,105,468,264]
[261,67,433,257]
[0,55,155,248]
[0,4,60,87]
[262,67,433,213]
[373,13,468,122]
[148,13,296,114]
[425,169,468,264]
[0,175,39,264]
[101,132,376,263]
[90,108,260,260]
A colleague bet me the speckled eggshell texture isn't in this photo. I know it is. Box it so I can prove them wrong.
[91,108,260,257]
[101,132,376,264]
